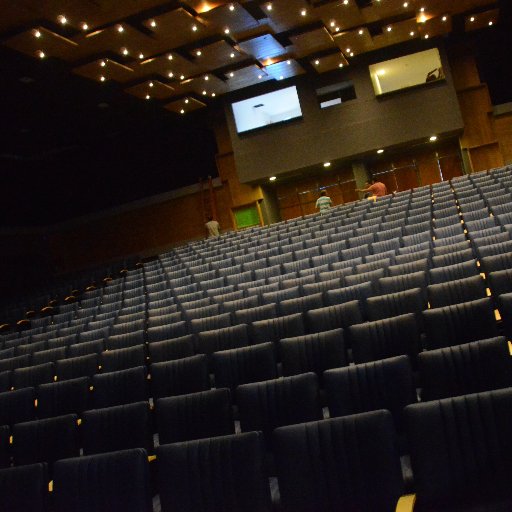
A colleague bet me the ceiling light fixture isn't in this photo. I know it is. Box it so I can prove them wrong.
[167,54,173,60]
[429,135,437,142]
[149,81,154,87]
[150,20,156,28]
[229,4,235,11]
[34,30,41,38]
[470,16,475,22]
[121,47,128,55]
[230,52,235,58]
[100,75,106,82]
[424,34,429,39]
[180,109,185,114]
[224,28,230,34]
[117,24,124,33]
[315,60,320,65]
[168,71,174,77]
[338,63,344,68]
[145,94,150,99]
[204,75,209,80]
[410,31,415,36]
[100,60,106,67]
[377,149,384,154]
[488,20,493,26]
[442,15,447,21]
[346,48,351,53]
[185,99,189,103]
[212,93,216,97]
[196,50,202,56]
[180,74,185,80]
[269,176,277,181]
[38,50,45,59]
[301,9,307,16]
[323,162,331,168]
[139,53,144,59]
[258,74,263,79]
[387,26,392,32]
[267,3,272,11]
[192,24,197,31]
[343,0,349,5]
[229,72,234,77]
[58,15,67,25]
[81,22,89,31]
[358,29,364,35]
[202,90,207,95]
[403,1,408,7]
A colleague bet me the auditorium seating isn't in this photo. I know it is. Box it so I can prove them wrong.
[0,167,511,509]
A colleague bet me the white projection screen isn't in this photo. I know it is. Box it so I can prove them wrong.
[231,85,303,134]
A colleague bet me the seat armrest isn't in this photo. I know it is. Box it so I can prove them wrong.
[396,494,416,512]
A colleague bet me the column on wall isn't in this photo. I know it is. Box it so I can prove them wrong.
[448,43,504,172]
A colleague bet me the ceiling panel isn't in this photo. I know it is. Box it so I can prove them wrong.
[289,27,336,58]
[198,3,260,37]
[310,52,349,74]
[264,59,305,81]
[124,80,175,100]
[131,52,201,82]
[238,33,287,63]
[73,58,135,83]
[165,96,207,114]
[263,0,313,33]
[224,64,272,91]
[465,9,499,32]
[3,27,78,62]
[188,39,248,72]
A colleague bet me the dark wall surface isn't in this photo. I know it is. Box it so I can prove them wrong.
[227,43,464,183]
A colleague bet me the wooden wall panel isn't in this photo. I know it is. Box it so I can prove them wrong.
[458,85,495,148]
[469,142,504,172]
[494,113,512,165]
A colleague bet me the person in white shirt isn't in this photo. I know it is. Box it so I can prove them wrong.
[315,190,332,213]
[205,216,220,238]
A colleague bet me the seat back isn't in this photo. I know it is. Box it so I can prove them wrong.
[37,377,90,418]
[0,463,48,512]
[273,411,404,512]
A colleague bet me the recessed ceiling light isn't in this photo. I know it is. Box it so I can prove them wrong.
[192,24,197,31]
[420,7,425,12]
[429,135,437,141]
[377,149,384,154]
[267,3,272,11]
[343,0,349,4]
[150,20,156,28]
[315,60,320,65]
[204,75,209,80]
[279,75,284,80]
[258,74,263,79]
[403,1,408,7]
[117,24,124,33]
[269,176,277,181]
[230,52,235,58]
[489,20,493,26]
[287,60,291,65]
[38,50,45,59]
[229,4,235,11]
[387,26,392,32]
[81,22,89,31]
[300,9,307,16]
[121,47,128,55]
[202,90,207,95]
[196,50,202,56]
[185,99,189,104]
[335,27,340,32]
[350,52,354,57]
[424,34,429,39]
[180,109,185,114]
[139,53,144,59]
[180,74,185,80]
[100,75,106,82]
[470,16,475,22]
[224,28,230,34]
[377,69,385,76]
[330,21,336,27]
[358,29,364,35]
[346,48,351,53]
[145,94,150,100]
[58,15,67,25]
[212,93,216,97]
[410,31,415,36]
[229,72,234,77]
[34,30,41,38]
[149,81,154,87]
[100,60,106,67]
[167,54,173,60]
[323,162,331,167]
[168,71,174,78]
[338,63,344,68]
[442,15,447,21]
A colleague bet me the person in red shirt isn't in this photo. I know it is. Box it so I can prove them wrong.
[356,179,388,198]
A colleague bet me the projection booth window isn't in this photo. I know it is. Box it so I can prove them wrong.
[315,81,356,109]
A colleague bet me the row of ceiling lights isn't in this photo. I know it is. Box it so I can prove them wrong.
[267,135,440,181]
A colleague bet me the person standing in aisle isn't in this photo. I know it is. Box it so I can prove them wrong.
[205,216,220,238]
[315,190,333,214]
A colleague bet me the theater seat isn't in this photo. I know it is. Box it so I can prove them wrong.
[37,377,90,418]
[92,366,148,408]
[0,463,48,512]
[53,448,152,512]
[156,388,234,444]
[156,432,271,512]
[273,411,404,512]
[406,388,512,511]
[418,336,512,401]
